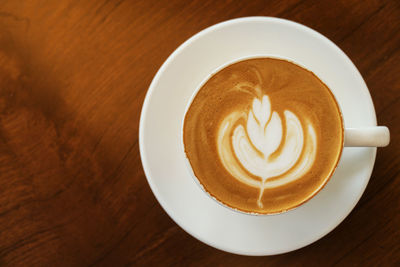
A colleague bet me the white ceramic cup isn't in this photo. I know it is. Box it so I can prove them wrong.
[183,55,390,215]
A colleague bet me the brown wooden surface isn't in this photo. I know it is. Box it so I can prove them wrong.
[0,0,399,266]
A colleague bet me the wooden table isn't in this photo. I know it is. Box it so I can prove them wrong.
[0,0,399,266]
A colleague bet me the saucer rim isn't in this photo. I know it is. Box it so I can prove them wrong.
[139,16,377,256]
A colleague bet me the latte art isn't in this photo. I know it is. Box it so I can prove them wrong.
[217,95,317,207]
[183,58,343,214]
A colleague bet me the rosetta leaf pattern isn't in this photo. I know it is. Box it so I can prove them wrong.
[216,93,317,209]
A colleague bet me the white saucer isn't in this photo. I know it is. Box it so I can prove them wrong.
[139,17,377,255]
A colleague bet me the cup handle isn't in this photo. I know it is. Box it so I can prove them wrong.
[344,127,390,147]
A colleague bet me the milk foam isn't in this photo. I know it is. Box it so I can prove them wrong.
[217,95,317,207]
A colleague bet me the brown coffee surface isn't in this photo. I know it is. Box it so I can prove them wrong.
[183,58,343,214]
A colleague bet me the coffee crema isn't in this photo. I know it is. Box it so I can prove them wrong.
[183,58,343,214]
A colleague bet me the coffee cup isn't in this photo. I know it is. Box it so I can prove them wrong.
[182,56,389,215]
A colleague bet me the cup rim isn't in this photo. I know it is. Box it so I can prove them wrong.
[181,55,345,216]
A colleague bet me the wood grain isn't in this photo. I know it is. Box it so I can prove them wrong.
[0,0,399,266]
